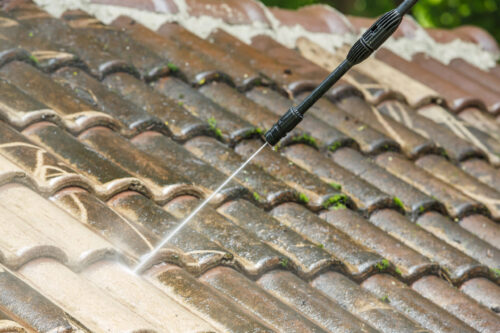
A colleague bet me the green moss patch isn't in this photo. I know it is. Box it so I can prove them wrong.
[376,259,390,271]
[292,134,317,148]
[324,194,349,210]
[299,193,310,204]
[393,197,405,210]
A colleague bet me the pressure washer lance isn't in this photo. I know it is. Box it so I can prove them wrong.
[265,0,419,146]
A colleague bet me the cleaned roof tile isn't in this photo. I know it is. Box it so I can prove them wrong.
[146,263,275,332]
[0,264,87,332]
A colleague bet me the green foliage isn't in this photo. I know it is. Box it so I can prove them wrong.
[259,0,500,44]
[376,258,390,271]
[299,193,310,204]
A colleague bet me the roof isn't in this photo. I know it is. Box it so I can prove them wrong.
[0,0,499,332]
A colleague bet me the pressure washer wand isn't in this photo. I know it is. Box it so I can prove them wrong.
[265,0,419,146]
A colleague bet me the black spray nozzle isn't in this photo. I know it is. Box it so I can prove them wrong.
[265,0,418,146]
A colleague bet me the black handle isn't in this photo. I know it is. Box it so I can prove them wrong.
[265,0,418,146]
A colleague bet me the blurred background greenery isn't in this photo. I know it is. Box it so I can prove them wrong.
[260,0,500,44]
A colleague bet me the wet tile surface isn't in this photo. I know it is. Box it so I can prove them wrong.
[1,0,500,330]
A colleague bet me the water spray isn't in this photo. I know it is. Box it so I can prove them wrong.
[134,0,419,273]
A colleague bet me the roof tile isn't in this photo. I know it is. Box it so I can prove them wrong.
[0,154,24,185]
[460,278,500,314]
[146,263,275,332]
[23,122,148,199]
[0,61,121,133]
[459,215,500,249]
[109,191,231,274]
[460,158,500,191]
[18,259,160,332]
[257,270,379,332]
[236,139,343,211]
[370,209,487,283]
[153,77,256,143]
[164,196,282,277]
[270,203,385,278]
[78,126,201,203]
[416,155,500,220]
[186,0,269,26]
[458,107,500,142]
[90,0,178,13]
[376,152,487,218]
[0,264,86,332]
[282,144,393,214]
[312,271,429,333]
[321,209,436,280]
[412,276,500,332]
[184,136,297,208]
[330,148,440,218]
[417,212,500,270]
[200,266,326,332]
[0,183,120,270]
[218,199,337,278]
[362,274,476,333]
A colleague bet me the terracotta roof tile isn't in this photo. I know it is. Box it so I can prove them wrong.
[0,0,499,329]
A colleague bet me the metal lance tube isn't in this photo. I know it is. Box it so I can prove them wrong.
[265,0,419,146]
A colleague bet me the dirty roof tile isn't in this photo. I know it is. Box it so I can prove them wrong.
[186,0,268,26]
[0,35,30,68]
[146,263,275,332]
[218,199,336,278]
[376,49,484,113]
[417,212,500,270]
[459,215,500,249]
[8,6,137,79]
[0,61,121,133]
[103,72,208,141]
[460,158,500,191]
[164,196,282,277]
[320,209,436,280]
[246,87,353,150]
[460,278,500,314]
[51,187,154,259]
[184,136,298,208]
[370,209,487,283]
[0,183,119,270]
[236,139,343,211]
[156,22,263,90]
[336,96,437,158]
[362,274,477,333]
[109,191,231,274]
[257,270,379,333]
[0,264,87,332]
[153,76,256,143]
[412,53,500,114]
[412,275,500,332]
[376,152,487,219]
[132,131,245,204]
[83,260,218,332]
[416,155,500,220]
[296,93,399,154]
[52,67,166,136]
[0,78,59,129]
[200,266,326,332]
[270,203,385,279]
[78,126,201,203]
[458,107,500,142]
[312,271,429,333]
[0,121,90,194]
[282,144,393,215]
[18,258,160,332]
[23,122,149,199]
[379,101,487,163]
[62,10,170,81]
[330,148,440,219]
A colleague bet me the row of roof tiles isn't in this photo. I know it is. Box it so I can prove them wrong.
[0,0,498,331]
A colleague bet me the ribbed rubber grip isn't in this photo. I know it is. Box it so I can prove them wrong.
[265,106,303,146]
